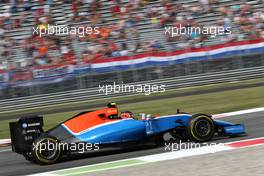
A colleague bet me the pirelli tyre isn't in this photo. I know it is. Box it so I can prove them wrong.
[186,114,215,142]
[31,135,61,165]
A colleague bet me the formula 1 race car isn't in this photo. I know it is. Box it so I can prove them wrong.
[9,102,245,164]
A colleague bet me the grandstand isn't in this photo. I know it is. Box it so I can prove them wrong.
[0,0,263,65]
[0,0,263,98]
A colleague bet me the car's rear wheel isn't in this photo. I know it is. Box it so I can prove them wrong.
[186,114,215,142]
[31,135,61,165]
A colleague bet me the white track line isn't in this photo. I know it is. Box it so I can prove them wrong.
[0,139,11,143]
[212,107,264,118]
[0,149,12,153]
[137,144,232,162]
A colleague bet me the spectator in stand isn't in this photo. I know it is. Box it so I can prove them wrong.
[140,0,148,7]
[119,42,129,56]
[1,36,13,60]
[89,0,101,14]
[218,5,231,16]
[128,0,140,9]
[199,0,211,13]
[108,41,119,57]
[12,17,21,28]
[81,52,93,66]
[133,41,144,53]
[90,11,102,25]
[2,13,12,30]
[110,1,121,17]
[190,4,203,16]
[10,0,18,13]
[71,0,83,22]
[0,0,262,71]
[23,0,32,11]
[38,46,48,59]
[150,40,163,52]
[100,26,111,39]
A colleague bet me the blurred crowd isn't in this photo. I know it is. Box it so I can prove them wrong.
[0,0,263,70]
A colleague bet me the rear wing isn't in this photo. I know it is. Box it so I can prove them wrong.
[9,115,44,154]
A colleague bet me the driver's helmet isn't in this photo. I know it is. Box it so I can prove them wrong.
[120,111,134,119]
[107,102,117,108]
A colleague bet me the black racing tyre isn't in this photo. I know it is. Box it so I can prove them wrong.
[31,135,61,165]
[186,114,215,142]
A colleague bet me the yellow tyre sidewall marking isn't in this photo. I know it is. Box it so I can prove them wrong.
[190,116,213,141]
[34,138,61,164]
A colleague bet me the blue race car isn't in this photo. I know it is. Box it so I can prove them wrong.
[9,102,245,164]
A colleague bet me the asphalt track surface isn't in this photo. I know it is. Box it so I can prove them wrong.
[0,111,264,176]
[88,143,264,176]
[1,81,264,121]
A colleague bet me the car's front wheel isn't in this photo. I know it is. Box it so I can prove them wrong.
[186,114,215,142]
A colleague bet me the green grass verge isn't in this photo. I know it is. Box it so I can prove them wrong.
[1,77,264,117]
[0,84,263,139]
